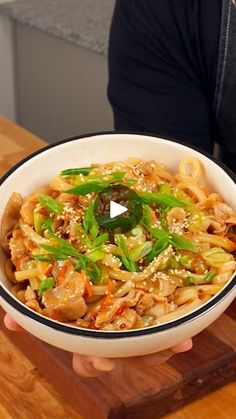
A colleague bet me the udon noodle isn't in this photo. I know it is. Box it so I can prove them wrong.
[1,157,236,330]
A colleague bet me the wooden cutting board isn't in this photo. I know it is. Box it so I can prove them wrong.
[0,116,236,419]
[1,306,236,419]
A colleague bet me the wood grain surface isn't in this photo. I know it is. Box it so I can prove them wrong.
[0,117,45,177]
[0,115,236,419]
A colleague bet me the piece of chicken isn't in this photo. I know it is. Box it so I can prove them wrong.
[1,192,23,254]
[42,273,87,321]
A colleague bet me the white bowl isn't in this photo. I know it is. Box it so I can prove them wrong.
[0,132,235,358]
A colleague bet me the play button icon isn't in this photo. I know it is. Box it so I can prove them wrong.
[110,201,128,218]
[94,185,143,233]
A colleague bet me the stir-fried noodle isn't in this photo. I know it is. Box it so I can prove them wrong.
[1,157,235,330]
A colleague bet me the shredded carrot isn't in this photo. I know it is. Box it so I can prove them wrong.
[50,189,60,199]
[27,240,37,251]
[107,279,113,295]
[201,186,210,196]
[115,304,125,316]
[39,208,48,217]
[81,270,93,298]
[13,230,24,240]
[69,196,78,204]
[51,309,61,320]
[45,263,53,277]
[57,261,71,286]
[149,171,158,183]
[15,254,29,271]
[101,294,112,309]
[228,233,236,244]
[81,269,87,281]
[98,280,113,309]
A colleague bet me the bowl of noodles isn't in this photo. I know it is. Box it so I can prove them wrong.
[0,132,235,358]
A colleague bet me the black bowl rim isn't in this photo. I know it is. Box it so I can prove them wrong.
[0,130,235,339]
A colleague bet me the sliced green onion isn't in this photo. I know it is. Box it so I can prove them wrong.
[39,195,63,214]
[169,234,199,253]
[40,242,80,259]
[185,271,215,286]
[141,204,169,239]
[37,237,101,283]
[66,171,126,195]
[139,192,188,208]
[83,201,99,240]
[123,178,137,187]
[202,247,234,268]
[87,249,105,262]
[168,255,179,270]
[185,276,198,286]
[29,277,40,291]
[75,254,101,283]
[92,233,109,248]
[38,277,54,297]
[131,227,143,237]
[150,228,169,240]
[204,272,216,282]
[32,254,52,262]
[141,204,154,230]
[75,224,92,248]
[33,211,46,235]
[175,190,194,207]
[158,183,172,194]
[85,263,101,283]
[67,181,102,195]
[43,218,57,237]
[130,241,153,262]
[158,206,169,229]
[60,167,96,176]
[179,254,194,269]
[146,236,169,263]
[114,234,139,272]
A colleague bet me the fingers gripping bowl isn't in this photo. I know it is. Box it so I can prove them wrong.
[0,133,235,358]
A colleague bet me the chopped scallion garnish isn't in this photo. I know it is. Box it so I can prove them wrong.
[39,195,63,214]
[38,277,54,297]
[115,234,139,272]
[66,171,127,195]
[60,167,96,176]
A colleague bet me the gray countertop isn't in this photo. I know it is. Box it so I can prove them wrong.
[0,0,115,54]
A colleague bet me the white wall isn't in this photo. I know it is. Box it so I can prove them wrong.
[0,14,16,120]
[0,0,17,3]
[16,23,113,142]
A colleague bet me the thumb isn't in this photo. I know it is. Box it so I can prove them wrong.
[4,314,23,331]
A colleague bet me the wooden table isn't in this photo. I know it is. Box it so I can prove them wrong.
[0,116,236,419]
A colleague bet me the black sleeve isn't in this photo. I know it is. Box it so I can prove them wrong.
[108,0,221,153]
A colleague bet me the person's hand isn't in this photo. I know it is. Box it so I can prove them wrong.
[4,313,192,377]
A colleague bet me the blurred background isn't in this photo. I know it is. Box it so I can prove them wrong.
[0,0,114,142]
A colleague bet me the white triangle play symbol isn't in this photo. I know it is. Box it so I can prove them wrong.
[110,201,128,219]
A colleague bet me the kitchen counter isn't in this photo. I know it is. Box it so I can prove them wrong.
[0,0,114,141]
[0,0,114,54]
